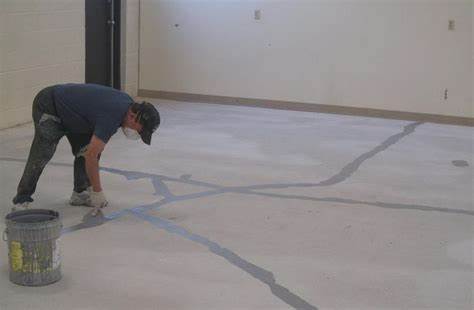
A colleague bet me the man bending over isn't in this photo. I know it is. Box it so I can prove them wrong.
[12,83,160,211]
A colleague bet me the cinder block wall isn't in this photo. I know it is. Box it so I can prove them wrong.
[140,0,473,118]
[0,0,85,129]
[122,0,139,97]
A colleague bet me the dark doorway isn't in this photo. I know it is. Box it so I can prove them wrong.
[85,0,121,89]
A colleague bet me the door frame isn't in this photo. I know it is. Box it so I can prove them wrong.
[111,0,121,89]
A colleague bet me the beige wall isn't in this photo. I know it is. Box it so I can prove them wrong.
[122,0,140,97]
[140,0,473,118]
[0,0,85,129]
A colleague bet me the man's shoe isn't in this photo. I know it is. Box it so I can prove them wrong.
[69,190,91,206]
[11,202,30,212]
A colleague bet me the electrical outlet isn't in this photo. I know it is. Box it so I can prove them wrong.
[448,20,455,31]
[254,9,261,21]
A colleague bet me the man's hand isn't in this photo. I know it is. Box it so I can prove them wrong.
[90,190,108,217]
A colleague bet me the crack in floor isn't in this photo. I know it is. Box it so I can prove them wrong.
[131,208,318,310]
[0,121,432,309]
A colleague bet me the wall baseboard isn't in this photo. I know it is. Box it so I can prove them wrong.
[138,89,474,127]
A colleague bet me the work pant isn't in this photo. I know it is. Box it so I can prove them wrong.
[12,87,92,205]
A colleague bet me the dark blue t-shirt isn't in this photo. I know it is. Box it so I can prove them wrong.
[53,83,132,143]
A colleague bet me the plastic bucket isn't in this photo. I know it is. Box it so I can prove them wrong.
[3,209,62,286]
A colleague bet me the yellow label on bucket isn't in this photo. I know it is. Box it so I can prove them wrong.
[10,241,23,272]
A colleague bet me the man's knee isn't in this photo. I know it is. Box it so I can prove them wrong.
[37,118,64,142]
[30,135,59,162]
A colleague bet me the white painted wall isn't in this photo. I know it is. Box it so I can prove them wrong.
[122,0,140,97]
[472,0,474,114]
[0,0,85,129]
[140,0,473,118]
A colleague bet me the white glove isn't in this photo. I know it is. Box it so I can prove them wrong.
[89,191,108,209]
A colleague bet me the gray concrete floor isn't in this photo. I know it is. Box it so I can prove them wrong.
[0,99,473,310]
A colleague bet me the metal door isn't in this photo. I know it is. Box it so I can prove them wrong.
[85,0,121,88]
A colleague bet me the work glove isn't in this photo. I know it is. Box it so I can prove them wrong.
[90,191,108,210]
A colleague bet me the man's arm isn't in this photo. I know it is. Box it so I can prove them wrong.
[85,135,108,211]
[85,135,106,192]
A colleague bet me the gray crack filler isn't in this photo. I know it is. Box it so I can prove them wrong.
[131,209,318,310]
[1,121,433,309]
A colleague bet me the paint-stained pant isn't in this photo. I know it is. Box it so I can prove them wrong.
[12,87,92,205]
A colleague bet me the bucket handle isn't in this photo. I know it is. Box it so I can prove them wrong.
[2,229,7,242]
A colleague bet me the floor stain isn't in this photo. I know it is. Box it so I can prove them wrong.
[452,160,469,167]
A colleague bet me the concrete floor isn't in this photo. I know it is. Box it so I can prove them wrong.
[0,99,472,310]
